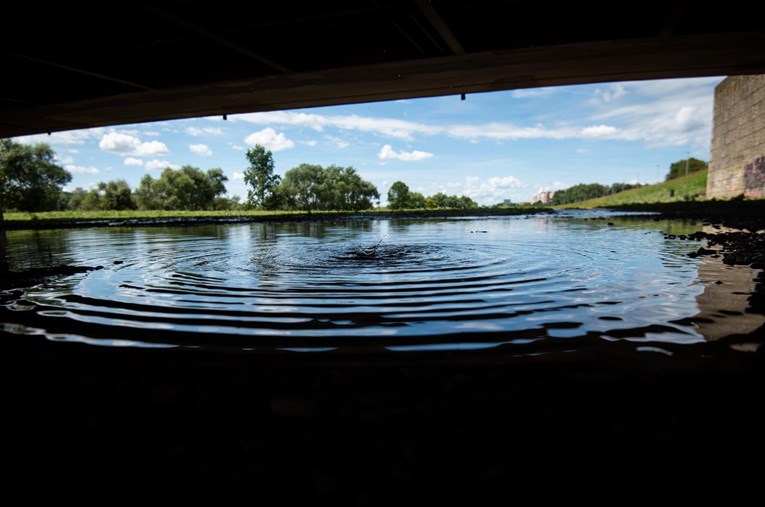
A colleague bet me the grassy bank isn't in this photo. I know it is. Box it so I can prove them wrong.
[1,206,551,229]
[560,170,708,208]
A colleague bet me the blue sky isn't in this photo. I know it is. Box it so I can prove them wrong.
[16,76,723,205]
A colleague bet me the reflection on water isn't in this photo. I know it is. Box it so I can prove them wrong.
[0,212,762,352]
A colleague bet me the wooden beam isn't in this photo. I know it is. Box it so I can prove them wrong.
[4,50,155,92]
[2,32,764,138]
[140,3,292,74]
[413,0,465,55]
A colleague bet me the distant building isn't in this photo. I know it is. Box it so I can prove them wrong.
[531,191,554,204]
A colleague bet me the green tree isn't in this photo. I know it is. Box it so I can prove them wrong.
[244,145,281,209]
[280,163,324,211]
[387,181,411,210]
[134,174,163,210]
[424,192,477,209]
[78,180,136,210]
[133,166,228,210]
[64,187,88,210]
[0,139,71,212]
[278,164,378,211]
[408,191,425,209]
[665,158,708,181]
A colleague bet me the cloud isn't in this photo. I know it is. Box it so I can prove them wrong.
[300,140,318,147]
[189,143,212,156]
[244,128,295,151]
[463,175,525,204]
[99,132,169,157]
[145,159,179,171]
[68,149,80,154]
[588,77,723,147]
[231,77,721,150]
[65,164,100,174]
[580,125,620,138]
[229,143,245,151]
[124,157,144,166]
[185,126,224,136]
[15,128,103,145]
[378,144,433,161]
[576,148,588,154]
[231,172,244,180]
[590,84,626,104]
[325,136,349,149]
[511,87,557,99]
[234,111,439,140]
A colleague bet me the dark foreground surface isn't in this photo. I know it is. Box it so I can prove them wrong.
[5,333,764,500]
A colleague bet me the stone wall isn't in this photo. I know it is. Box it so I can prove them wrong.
[707,75,765,199]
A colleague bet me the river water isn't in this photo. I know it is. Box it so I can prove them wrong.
[1,211,762,352]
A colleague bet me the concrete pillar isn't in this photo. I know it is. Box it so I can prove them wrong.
[707,75,765,199]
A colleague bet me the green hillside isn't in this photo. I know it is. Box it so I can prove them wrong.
[560,170,708,208]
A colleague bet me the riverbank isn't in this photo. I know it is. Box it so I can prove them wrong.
[0,206,551,230]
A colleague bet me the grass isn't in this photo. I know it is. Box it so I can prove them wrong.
[1,206,551,228]
[559,170,708,208]
[3,209,309,221]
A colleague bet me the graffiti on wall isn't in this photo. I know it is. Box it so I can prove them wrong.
[743,156,765,197]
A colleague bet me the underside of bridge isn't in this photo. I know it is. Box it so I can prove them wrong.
[2,0,765,138]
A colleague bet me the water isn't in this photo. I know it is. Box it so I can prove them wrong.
[1,212,762,352]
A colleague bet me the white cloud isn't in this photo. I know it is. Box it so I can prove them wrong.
[229,143,245,151]
[185,126,224,136]
[244,128,295,151]
[238,102,708,146]
[463,175,525,204]
[189,143,212,156]
[300,140,318,147]
[325,136,350,149]
[580,125,620,138]
[511,87,557,99]
[378,144,433,161]
[68,149,80,154]
[15,128,103,145]
[588,77,722,147]
[65,164,100,174]
[590,84,627,104]
[124,157,144,166]
[99,132,169,157]
[145,159,179,171]
[231,172,244,180]
[234,111,439,140]
[576,148,588,154]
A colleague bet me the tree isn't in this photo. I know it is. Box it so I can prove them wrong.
[77,180,136,211]
[133,166,228,210]
[665,158,708,181]
[0,139,71,212]
[387,181,411,210]
[244,145,281,209]
[278,164,378,211]
[424,192,477,209]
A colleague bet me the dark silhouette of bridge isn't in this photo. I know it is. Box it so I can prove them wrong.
[2,1,764,136]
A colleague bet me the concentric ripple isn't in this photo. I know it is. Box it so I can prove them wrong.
[1,214,747,352]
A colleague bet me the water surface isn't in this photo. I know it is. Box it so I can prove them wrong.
[2,212,762,352]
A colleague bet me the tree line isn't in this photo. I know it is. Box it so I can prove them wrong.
[550,182,644,205]
[1,139,479,213]
[665,158,707,181]
[549,158,708,205]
